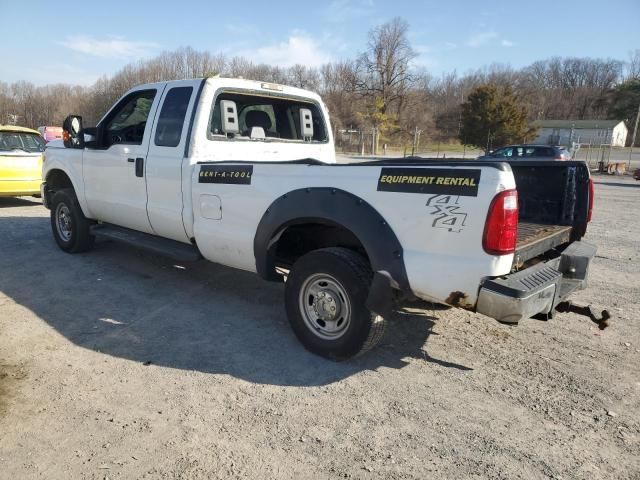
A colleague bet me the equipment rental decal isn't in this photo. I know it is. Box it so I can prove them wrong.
[199,165,253,184]
[377,168,481,196]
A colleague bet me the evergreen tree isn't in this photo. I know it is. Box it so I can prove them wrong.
[606,79,640,130]
[459,84,534,152]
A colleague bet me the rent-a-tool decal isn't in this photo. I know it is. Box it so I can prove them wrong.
[199,165,253,184]
[377,168,481,196]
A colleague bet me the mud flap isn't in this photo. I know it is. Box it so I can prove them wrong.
[366,272,394,317]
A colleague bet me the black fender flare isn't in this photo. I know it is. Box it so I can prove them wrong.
[253,188,410,304]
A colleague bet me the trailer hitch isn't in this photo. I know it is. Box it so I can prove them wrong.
[555,301,611,330]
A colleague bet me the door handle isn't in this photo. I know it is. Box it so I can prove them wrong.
[127,158,135,163]
[135,157,144,177]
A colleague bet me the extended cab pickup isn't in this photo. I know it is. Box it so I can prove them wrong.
[42,77,596,360]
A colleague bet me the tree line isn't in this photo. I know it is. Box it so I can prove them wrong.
[1,18,638,151]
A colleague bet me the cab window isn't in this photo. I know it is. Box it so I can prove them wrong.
[208,91,328,143]
[104,90,156,146]
[154,87,193,147]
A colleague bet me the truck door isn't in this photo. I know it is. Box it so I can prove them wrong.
[83,85,165,233]
[145,80,200,242]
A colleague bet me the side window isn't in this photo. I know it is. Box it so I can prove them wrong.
[535,147,554,157]
[154,87,193,147]
[104,90,156,146]
[494,147,512,157]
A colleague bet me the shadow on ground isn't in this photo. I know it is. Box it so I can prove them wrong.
[0,212,471,386]
[0,197,41,208]
[594,181,639,189]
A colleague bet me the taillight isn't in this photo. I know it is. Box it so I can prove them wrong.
[587,178,594,223]
[483,189,519,255]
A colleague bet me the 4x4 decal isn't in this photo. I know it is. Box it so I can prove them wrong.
[426,195,467,233]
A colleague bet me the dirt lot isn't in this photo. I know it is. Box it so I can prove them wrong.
[0,175,639,479]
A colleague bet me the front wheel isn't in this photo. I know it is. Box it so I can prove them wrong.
[50,188,95,253]
[285,247,386,360]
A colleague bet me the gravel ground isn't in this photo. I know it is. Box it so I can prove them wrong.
[0,174,638,479]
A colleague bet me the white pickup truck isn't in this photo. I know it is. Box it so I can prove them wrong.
[42,77,596,360]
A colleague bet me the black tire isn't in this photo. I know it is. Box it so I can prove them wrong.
[50,188,95,253]
[285,247,386,360]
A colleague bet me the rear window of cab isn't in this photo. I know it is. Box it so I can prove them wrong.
[207,91,328,143]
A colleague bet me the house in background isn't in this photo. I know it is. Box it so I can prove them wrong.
[531,119,628,147]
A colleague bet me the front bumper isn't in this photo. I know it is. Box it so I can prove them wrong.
[476,241,597,324]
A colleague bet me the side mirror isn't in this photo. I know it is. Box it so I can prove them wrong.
[62,115,85,149]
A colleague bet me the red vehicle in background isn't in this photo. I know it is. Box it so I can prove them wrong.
[37,126,63,143]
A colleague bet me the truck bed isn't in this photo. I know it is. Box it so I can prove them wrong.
[362,159,588,264]
[509,160,590,263]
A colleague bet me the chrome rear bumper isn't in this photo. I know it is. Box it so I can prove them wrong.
[477,241,596,324]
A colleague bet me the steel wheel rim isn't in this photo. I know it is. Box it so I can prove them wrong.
[55,202,72,242]
[299,273,351,340]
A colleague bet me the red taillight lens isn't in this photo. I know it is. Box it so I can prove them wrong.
[587,178,594,223]
[483,189,519,255]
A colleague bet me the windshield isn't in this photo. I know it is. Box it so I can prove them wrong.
[0,132,45,153]
[209,91,328,143]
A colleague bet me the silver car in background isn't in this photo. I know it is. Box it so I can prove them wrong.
[478,144,572,161]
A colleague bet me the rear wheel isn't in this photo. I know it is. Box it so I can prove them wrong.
[285,247,386,360]
[50,188,95,253]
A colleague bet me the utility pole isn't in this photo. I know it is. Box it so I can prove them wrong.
[629,104,640,168]
[411,126,421,156]
[371,127,376,156]
[631,104,640,148]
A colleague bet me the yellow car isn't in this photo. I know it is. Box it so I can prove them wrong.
[0,125,45,197]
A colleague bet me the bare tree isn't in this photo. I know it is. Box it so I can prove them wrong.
[355,17,416,108]
[353,17,417,152]
[287,65,321,91]
[627,49,640,80]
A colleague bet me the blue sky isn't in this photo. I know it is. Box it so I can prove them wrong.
[2,0,639,86]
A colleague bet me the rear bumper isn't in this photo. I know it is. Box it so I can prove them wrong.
[476,241,596,324]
